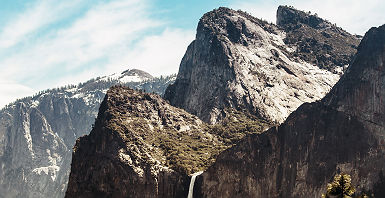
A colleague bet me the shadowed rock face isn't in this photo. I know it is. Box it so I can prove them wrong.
[324,25,385,126]
[196,24,385,198]
[165,7,358,124]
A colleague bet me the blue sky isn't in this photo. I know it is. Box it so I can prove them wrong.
[0,0,384,108]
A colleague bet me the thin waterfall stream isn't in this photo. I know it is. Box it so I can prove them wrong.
[187,171,203,198]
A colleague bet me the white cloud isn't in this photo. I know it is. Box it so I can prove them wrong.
[51,28,195,88]
[0,0,194,108]
[0,0,83,48]
[0,81,34,108]
[106,28,195,76]
[52,67,105,88]
[0,0,159,83]
[231,0,385,35]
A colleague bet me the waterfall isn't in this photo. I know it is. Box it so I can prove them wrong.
[187,171,203,198]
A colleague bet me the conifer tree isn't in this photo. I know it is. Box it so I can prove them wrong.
[322,173,355,198]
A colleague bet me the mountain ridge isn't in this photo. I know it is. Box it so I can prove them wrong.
[165,6,358,124]
[277,5,360,71]
[0,69,176,198]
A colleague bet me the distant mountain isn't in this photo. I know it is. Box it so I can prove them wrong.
[196,24,385,197]
[165,6,359,124]
[0,69,175,198]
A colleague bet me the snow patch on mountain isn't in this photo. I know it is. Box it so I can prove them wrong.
[32,165,60,181]
[0,68,175,198]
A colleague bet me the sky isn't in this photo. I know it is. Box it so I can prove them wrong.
[0,0,384,108]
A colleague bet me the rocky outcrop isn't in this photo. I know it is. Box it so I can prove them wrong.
[277,6,360,71]
[0,69,175,198]
[65,86,229,198]
[165,7,359,124]
[196,24,385,198]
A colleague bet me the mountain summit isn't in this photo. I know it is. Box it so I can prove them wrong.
[165,6,359,124]
[277,5,359,70]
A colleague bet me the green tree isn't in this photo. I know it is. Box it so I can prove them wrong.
[322,173,356,198]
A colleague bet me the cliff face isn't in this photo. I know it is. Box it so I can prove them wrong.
[0,69,175,198]
[165,7,359,124]
[0,102,70,198]
[277,6,360,71]
[196,24,385,198]
[65,87,185,198]
[65,86,234,198]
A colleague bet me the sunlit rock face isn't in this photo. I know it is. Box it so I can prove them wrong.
[196,24,385,198]
[0,69,175,198]
[165,6,359,124]
[65,86,218,198]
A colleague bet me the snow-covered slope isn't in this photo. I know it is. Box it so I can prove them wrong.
[0,69,175,198]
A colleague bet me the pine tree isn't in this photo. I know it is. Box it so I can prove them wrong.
[322,173,355,198]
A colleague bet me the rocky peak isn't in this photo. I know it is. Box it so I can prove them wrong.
[65,86,232,197]
[198,7,278,44]
[65,83,270,197]
[196,24,385,197]
[165,6,350,124]
[277,5,360,71]
[121,69,154,80]
[277,5,331,30]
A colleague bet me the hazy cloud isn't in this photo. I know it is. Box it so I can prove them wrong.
[0,81,34,108]
[0,0,84,48]
[105,28,195,77]
[0,0,194,108]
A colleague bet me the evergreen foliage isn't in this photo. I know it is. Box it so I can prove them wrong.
[322,173,370,198]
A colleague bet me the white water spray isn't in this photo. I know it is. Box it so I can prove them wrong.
[187,171,203,198]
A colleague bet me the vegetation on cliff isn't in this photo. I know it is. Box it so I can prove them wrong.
[95,86,270,175]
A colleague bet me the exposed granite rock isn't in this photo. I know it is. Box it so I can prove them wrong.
[277,5,360,71]
[0,69,175,198]
[165,7,356,124]
[196,24,385,198]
